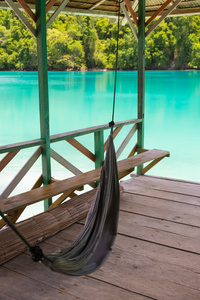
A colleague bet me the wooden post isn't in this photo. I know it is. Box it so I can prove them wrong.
[137,0,145,175]
[35,0,52,209]
[94,131,104,185]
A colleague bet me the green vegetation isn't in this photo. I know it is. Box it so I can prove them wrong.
[0,9,200,70]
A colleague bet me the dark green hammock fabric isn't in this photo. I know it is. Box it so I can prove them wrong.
[42,134,120,276]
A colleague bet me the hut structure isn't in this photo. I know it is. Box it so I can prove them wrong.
[0,0,200,299]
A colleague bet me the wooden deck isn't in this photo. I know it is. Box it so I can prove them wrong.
[1,175,200,300]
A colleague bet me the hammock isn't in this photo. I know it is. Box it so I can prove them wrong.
[0,133,120,276]
[42,133,120,275]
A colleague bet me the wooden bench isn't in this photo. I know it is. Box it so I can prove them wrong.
[0,149,169,214]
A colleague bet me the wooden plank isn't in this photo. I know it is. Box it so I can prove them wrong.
[118,210,200,254]
[124,0,138,27]
[0,150,19,172]
[46,0,57,13]
[131,175,200,197]
[50,118,142,143]
[50,148,96,188]
[121,193,200,234]
[48,221,200,274]
[0,147,41,200]
[116,123,137,159]
[4,0,36,37]
[46,0,70,29]
[49,189,74,209]
[92,254,200,300]
[67,138,95,162]
[43,222,200,295]
[0,149,169,213]
[141,156,167,174]
[120,2,138,41]
[145,0,183,37]
[55,223,200,299]
[0,266,80,300]
[50,148,82,176]
[0,175,44,228]
[3,253,148,300]
[128,142,137,157]
[121,178,200,206]
[89,0,106,10]
[0,139,44,154]
[16,0,36,22]
[145,0,174,27]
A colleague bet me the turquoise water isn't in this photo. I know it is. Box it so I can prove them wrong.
[0,70,200,200]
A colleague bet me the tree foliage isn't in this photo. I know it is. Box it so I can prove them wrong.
[0,9,200,70]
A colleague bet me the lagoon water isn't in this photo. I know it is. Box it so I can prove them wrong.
[0,70,200,203]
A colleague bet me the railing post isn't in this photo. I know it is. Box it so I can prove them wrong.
[137,0,145,175]
[35,0,52,210]
[94,130,104,174]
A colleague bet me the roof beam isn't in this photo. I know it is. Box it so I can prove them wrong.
[145,0,174,27]
[124,0,138,27]
[121,2,138,41]
[145,0,183,37]
[4,0,36,37]
[46,0,70,29]
[122,0,138,25]
[89,0,106,10]
[46,0,58,14]
[16,0,36,22]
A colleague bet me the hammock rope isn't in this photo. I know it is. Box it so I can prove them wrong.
[0,1,122,276]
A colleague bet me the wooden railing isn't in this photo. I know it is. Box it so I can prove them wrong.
[0,118,142,227]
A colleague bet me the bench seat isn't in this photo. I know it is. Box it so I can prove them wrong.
[0,149,169,213]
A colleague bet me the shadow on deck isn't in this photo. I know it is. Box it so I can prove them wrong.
[1,175,200,300]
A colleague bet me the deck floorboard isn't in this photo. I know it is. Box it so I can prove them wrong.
[1,175,200,299]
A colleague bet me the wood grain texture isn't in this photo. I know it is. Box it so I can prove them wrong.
[0,149,169,213]
[1,175,200,299]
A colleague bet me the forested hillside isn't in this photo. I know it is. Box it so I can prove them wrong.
[0,9,200,70]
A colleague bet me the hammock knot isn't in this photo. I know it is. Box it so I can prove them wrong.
[30,245,44,262]
[109,121,115,128]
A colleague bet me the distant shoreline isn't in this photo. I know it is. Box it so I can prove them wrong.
[0,67,199,72]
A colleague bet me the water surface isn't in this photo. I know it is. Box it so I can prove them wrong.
[0,70,199,200]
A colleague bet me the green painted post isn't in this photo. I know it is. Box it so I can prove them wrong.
[35,0,52,209]
[94,131,104,185]
[137,0,145,175]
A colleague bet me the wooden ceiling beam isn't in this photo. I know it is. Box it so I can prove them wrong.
[89,0,107,11]
[121,2,138,41]
[46,0,70,29]
[145,0,174,27]
[46,0,58,14]
[145,0,183,37]
[16,0,36,22]
[4,0,36,37]
[122,0,138,25]
[124,0,138,27]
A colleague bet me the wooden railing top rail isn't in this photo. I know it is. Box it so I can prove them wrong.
[0,139,45,155]
[50,118,142,143]
[0,118,142,154]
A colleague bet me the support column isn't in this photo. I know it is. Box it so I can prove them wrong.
[94,131,104,169]
[137,0,145,175]
[94,131,104,185]
[35,0,52,209]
